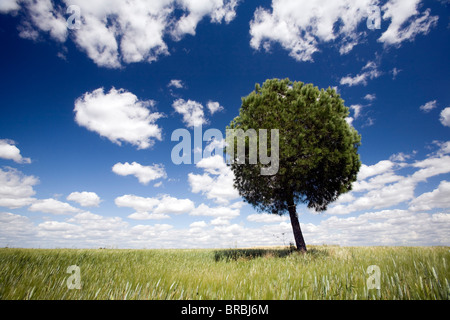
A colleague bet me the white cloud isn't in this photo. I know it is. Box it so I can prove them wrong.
[188,155,239,204]
[0,212,37,245]
[247,213,288,223]
[410,155,450,182]
[68,211,128,234]
[363,117,375,127]
[0,167,38,209]
[127,212,170,220]
[432,141,450,156]
[190,203,240,218]
[38,220,81,232]
[115,194,195,216]
[172,99,206,127]
[357,160,395,180]
[66,191,101,207]
[34,211,130,246]
[203,138,226,158]
[153,195,195,215]
[210,217,230,226]
[171,0,238,39]
[391,67,401,79]
[195,154,228,175]
[5,0,239,68]
[112,162,166,185]
[340,61,381,87]
[327,142,450,215]
[18,0,68,43]
[364,94,376,101]
[1,208,449,248]
[168,79,184,89]
[389,151,416,162]
[74,87,163,149]
[410,180,450,211]
[190,221,207,228]
[304,210,450,246]
[420,100,437,112]
[350,104,363,119]
[379,0,438,46]
[206,101,224,115]
[440,107,450,127]
[115,194,160,212]
[249,0,438,62]
[249,0,374,62]
[28,198,82,215]
[0,0,20,13]
[0,139,31,164]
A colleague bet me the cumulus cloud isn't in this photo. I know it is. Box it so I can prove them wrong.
[172,99,206,127]
[112,162,166,185]
[304,210,450,246]
[410,180,450,211]
[152,195,196,215]
[28,198,82,215]
[0,212,37,244]
[171,0,238,39]
[168,79,184,89]
[115,194,160,212]
[249,0,373,62]
[247,213,288,223]
[249,0,438,62]
[195,154,228,175]
[345,117,354,126]
[115,194,195,219]
[0,0,20,13]
[74,88,163,149]
[66,191,101,207]
[357,160,395,180]
[3,0,239,68]
[1,208,449,248]
[0,139,31,164]
[440,107,450,127]
[17,0,68,43]
[35,211,129,247]
[389,151,416,162]
[210,217,230,226]
[350,105,364,119]
[363,94,376,102]
[188,155,239,204]
[326,142,450,215]
[190,220,208,228]
[206,101,224,115]
[340,61,381,87]
[378,0,438,46]
[127,212,170,221]
[0,167,38,209]
[420,100,437,113]
[190,203,240,218]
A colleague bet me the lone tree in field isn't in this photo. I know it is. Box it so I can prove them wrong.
[227,78,361,252]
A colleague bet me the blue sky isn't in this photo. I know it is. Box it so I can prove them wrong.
[0,0,449,248]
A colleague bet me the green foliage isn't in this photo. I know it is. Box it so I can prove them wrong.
[227,78,361,214]
[0,247,448,300]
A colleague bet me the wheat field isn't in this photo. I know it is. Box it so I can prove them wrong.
[0,246,448,300]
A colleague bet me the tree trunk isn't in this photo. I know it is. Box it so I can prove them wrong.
[287,202,307,252]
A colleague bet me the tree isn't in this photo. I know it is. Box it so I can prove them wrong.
[226,78,361,252]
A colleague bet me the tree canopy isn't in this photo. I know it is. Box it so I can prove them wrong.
[226,78,361,251]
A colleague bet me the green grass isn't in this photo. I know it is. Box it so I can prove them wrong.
[0,246,448,300]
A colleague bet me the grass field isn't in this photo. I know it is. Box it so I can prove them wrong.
[0,246,448,300]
